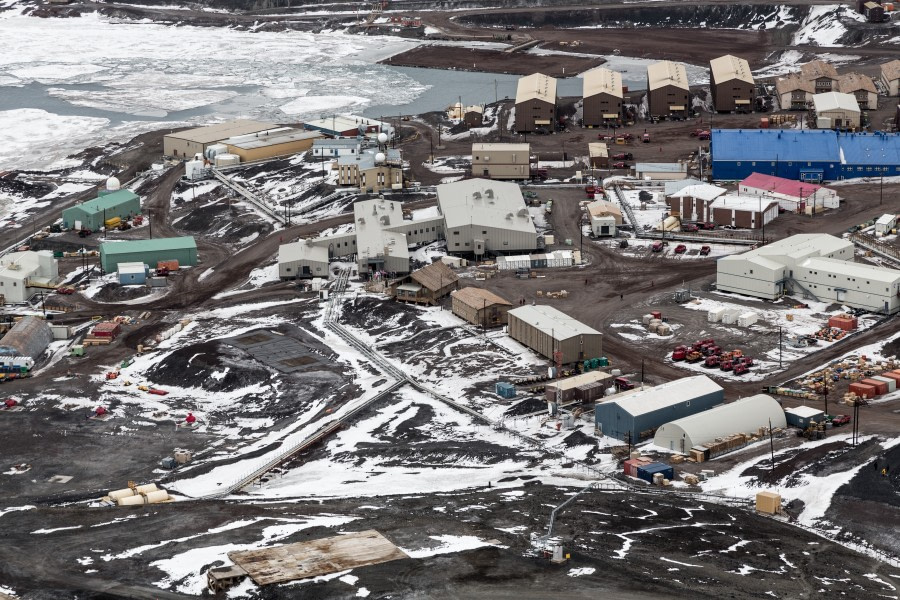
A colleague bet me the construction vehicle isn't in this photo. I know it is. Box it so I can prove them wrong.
[77,228,92,238]
[672,346,687,361]
[704,355,720,368]
[733,363,749,375]
[685,350,703,363]
[642,132,651,143]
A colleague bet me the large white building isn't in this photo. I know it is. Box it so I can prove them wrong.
[653,394,787,454]
[0,251,59,303]
[717,234,900,314]
[278,178,538,278]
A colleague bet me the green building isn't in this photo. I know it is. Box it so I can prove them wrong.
[61,190,141,231]
[100,237,198,273]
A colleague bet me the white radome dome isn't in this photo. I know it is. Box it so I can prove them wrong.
[375,152,386,163]
[377,132,388,144]
[106,177,121,191]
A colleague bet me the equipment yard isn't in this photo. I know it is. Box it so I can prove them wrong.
[1,1,900,598]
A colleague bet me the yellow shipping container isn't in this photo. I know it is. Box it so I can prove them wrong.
[105,217,122,228]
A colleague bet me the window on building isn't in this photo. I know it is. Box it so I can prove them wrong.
[454,243,460,247]
[453,231,459,235]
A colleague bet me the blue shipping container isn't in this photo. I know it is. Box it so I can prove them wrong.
[636,462,674,484]
[495,382,516,399]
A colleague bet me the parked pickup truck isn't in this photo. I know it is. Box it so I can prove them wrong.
[690,130,711,140]
[612,152,633,160]
[831,414,852,427]
[699,245,711,256]
[681,223,699,232]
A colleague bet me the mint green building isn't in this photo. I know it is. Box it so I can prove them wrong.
[100,237,198,272]
[61,190,141,231]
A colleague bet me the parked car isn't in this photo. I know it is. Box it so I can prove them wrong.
[690,130,711,140]
[56,286,75,295]
[611,161,627,169]
[612,152,633,160]
[642,133,651,143]
[831,414,851,427]
[651,241,664,252]
[681,223,699,232]
[699,245,711,256]
[699,222,717,230]
[674,244,687,254]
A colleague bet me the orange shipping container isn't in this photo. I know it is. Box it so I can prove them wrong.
[880,372,900,386]
[157,260,180,271]
[828,315,858,331]
[849,382,876,399]
[861,378,888,395]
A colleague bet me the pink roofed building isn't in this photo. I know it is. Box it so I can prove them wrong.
[738,172,840,214]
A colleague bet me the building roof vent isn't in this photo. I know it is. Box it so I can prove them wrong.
[506,212,514,220]
[485,189,494,198]
[472,191,482,200]
[517,208,529,217]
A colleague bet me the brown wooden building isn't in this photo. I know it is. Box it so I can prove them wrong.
[514,73,558,133]
[451,287,512,328]
[838,73,878,110]
[710,55,755,113]
[647,61,690,119]
[582,67,623,127]
[393,261,459,305]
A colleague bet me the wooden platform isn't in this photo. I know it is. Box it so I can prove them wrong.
[228,530,408,586]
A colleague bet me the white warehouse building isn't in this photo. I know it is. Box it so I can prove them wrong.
[717,234,900,314]
[0,251,59,303]
[653,394,787,454]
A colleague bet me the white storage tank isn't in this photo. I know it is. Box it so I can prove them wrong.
[144,490,169,504]
[737,312,759,327]
[117,494,145,507]
[215,153,240,167]
[184,159,205,180]
[108,488,135,501]
[708,308,726,323]
[135,483,158,495]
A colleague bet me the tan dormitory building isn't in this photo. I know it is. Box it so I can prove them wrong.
[508,305,603,364]
[588,142,609,168]
[471,143,530,179]
[800,60,839,93]
[451,287,513,328]
[514,73,558,133]
[224,129,323,162]
[163,119,278,158]
[881,59,900,96]
[647,61,690,119]
[582,67,623,127]
[775,74,815,110]
[709,55,755,113]
[838,73,878,110]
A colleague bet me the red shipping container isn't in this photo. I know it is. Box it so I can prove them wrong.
[861,378,888,395]
[849,382,876,399]
[623,457,651,477]
[650,311,662,320]
[157,260,180,271]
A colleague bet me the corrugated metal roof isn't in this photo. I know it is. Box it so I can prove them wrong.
[710,55,754,86]
[647,61,689,92]
[813,92,860,113]
[711,129,840,162]
[226,129,323,150]
[665,178,703,195]
[70,190,139,217]
[117,262,147,274]
[546,370,612,392]
[437,178,536,235]
[410,260,458,292]
[711,194,779,212]
[635,162,687,173]
[802,256,900,283]
[653,394,786,451]
[881,59,900,82]
[508,304,601,340]
[605,375,723,417]
[838,133,900,165]
[583,67,623,99]
[166,120,278,144]
[0,316,53,359]
[740,173,831,198]
[100,236,197,256]
[515,73,557,105]
[586,199,622,218]
[452,286,511,310]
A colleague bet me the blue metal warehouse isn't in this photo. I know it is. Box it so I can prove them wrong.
[595,375,724,441]
[710,129,900,182]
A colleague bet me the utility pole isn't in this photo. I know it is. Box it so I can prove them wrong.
[779,326,783,369]
[494,79,498,105]
[880,171,884,206]
[768,418,775,473]
[823,375,828,417]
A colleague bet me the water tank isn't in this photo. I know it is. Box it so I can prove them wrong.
[610,368,622,377]
[378,132,388,144]
[144,490,169,504]
[106,177,120,191]
[117,494,145,507]
[108,488,135,501]
[657,216,679,231]
[375,152,386,164]
[135,483,158,495]
[185,159,204,180]
[215,153,240,167]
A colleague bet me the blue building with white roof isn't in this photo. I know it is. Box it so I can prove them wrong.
[710,129,900,182]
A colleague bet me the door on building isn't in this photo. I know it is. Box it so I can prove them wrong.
[483,169,490,177]
[836,289,845,301]
[302,266,311,276]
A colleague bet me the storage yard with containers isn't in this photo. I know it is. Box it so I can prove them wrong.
[1,2,900,599]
